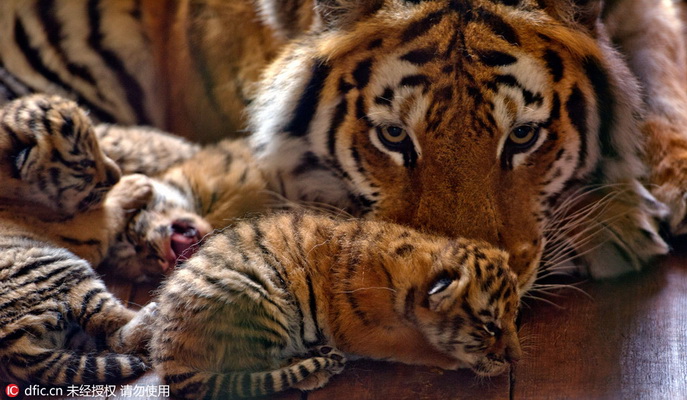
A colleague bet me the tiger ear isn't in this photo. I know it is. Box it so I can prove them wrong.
[538,0,604,34]
[571,0,604,31]
[313,0,384,30]
[427,274,469,313]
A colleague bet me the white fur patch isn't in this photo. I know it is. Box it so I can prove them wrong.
[366,57,426,166]
[493,54,551,167]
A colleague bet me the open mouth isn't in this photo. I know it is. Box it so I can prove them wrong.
[162,220,206,271]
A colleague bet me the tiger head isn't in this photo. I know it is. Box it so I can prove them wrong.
[250,0,665,289]
[102,178,212,282]
[417,238,521,376]
[0,95,121,218]
[332,222,521,376]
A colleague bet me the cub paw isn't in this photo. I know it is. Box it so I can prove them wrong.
[108,302,158,358]
[108,174,154,210]
[313,346,347,374]
[291,368,336,392]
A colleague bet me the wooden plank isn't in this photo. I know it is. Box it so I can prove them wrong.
[513,245,687,399]
[307,359,511,400]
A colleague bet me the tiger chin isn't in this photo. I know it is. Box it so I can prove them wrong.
[151,213,522,399]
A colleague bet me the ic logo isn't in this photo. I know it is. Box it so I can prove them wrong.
[5,384,19,398]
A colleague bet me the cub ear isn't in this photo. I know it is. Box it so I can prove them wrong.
[256,0,316,39]
[314,0,384,30]
[538,0,604,33]
[427,273,469,313]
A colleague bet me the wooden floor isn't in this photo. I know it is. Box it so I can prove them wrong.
[3,241,687,400]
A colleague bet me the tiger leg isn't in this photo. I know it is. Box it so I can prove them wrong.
[605,0,687,234]
[66,280,154,366]
[5,346,147,385]
[159,351,347,399]
[3,301,146,384]
[64,277,142,350]
[55,173,154,266]
[107,302,158,357]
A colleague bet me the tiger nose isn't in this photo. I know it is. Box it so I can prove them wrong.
[504,331,522,364]
[102,158,121,188]
[505,343,522,364]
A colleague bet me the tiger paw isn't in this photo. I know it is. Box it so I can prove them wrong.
[108,302,158,358]
[643,118,687,235]
[107,174,154,210]
[575,182,669,279]
[289,347,347,392]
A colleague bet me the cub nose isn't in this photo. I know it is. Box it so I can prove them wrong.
[504,334,522,364]
[101,158,121,188]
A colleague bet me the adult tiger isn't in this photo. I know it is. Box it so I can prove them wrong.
[1,0,687,290]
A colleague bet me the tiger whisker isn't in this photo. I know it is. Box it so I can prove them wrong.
[521,293,566,309]
[335,287,397,294]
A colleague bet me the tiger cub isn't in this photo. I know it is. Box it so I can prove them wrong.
[0,98,265,283]
[93,124,269,281]
[101,177,214,282]
[151,213,521,399]
[0,95,156,385]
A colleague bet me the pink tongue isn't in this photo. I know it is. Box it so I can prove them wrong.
[171,232,198,262]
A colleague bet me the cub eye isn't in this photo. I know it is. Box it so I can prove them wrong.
[79,159,96,169]
[428,277,454,295]
[13,146,32,177]
[507,124,540,150]
[483,322,501,337]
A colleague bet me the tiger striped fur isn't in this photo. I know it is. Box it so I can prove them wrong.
[0,95,156,385]
[0,98,267,283]
[151,212,521,399]
[1,1,687,287]
[248,0,672,285]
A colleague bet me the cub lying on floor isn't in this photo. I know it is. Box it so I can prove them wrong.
[151,212,522,399]
[0,95,155,384]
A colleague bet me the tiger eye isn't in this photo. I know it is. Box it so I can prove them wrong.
[381,126,407,143]
[509,125,537,146]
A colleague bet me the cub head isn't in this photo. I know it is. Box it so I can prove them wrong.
[102,179,212,282]
[250,0,648,290]
[414,238,521,376]
[0,95,121,217]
